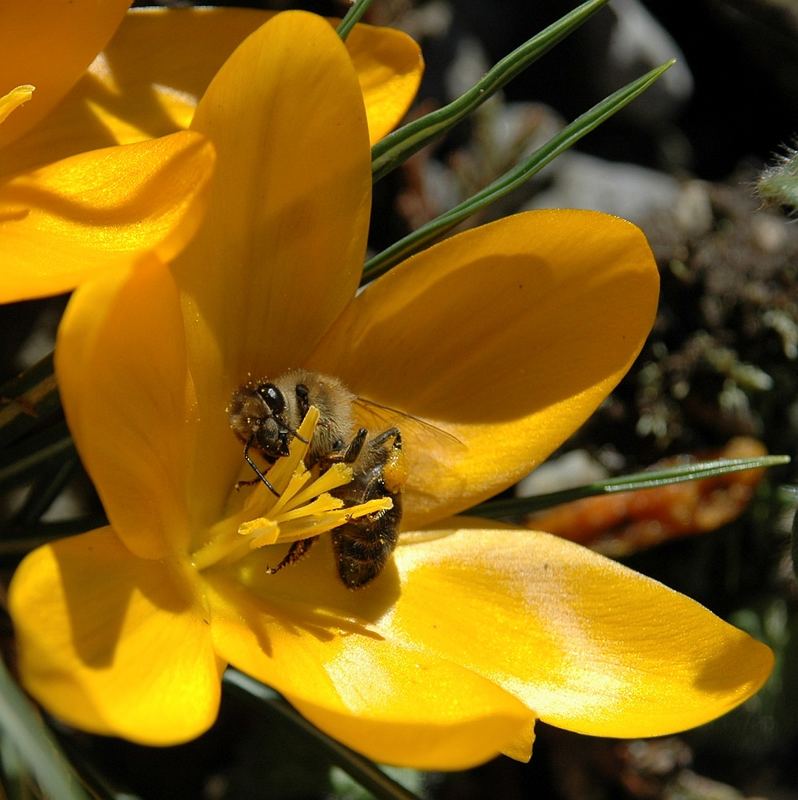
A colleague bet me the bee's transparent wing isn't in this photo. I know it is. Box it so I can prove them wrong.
[352,396,465,450]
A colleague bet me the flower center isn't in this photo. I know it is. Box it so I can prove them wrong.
[0,85,35,126]
[191,406,392,572]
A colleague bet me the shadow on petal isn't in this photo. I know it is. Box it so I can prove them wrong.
[49,530,195,668]
[208,536,401,650]
[325,250,655,424]
[693,630,774,695]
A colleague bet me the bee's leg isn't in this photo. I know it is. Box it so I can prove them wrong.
[238,435,280,496]
[341,427,368,463]
[265,537,316,575]
[370,427,405,496]
[370,427,402,449]
[317,428,368,470]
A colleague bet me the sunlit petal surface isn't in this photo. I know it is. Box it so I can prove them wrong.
[2,8,422,173]
[0,131,214,301]
[385,525,773,737]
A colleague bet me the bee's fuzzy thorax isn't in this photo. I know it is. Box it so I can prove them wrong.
[275,368,356,463]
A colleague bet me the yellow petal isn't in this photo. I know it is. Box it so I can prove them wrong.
[383,525,773,738]
[0,131,215,302]
[308,210,660,528]
[345,21,423,141]
[56,257,192,560]
[0,0,130,148]
[205,558,535,769]
[3,8,422,173]
[173,11,371,532]
[8,528,222,745]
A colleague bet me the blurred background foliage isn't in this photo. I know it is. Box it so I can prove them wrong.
[1,0,797,797]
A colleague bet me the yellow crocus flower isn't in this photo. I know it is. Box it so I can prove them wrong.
[8,12,771,769]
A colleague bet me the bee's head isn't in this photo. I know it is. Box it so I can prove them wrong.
[253,382,285,416]
[228,381,292,460]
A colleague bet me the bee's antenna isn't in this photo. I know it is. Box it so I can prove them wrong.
[241,435,280,496]
[283,425,309,445]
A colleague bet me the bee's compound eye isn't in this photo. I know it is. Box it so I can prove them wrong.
[256,383,285,415]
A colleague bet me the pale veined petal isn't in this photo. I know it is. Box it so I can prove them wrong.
[383,525,773,738]
[8,528,223,745]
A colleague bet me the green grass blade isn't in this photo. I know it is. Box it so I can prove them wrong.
[0,353,59,449]
[0,660,90,800]
[363,60,674,283]
[16,455,79,526]
[0,536,72,562]
[784,486,798,579]
[0,732,37,800]
[471,455,791,520]
[224,671,422,800]
[793,494,798,580]
[52,732,132,800]
[337,0,375,41]
[0,422,74,488]
[371,0,609,182]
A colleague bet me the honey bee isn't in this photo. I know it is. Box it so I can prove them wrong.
[228,369,410,589]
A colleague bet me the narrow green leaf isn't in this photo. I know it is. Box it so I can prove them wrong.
[0,536,65,559]
[53,732,134,800]
[0,422,74,488]
[223,671,422,800]
[783,486,798,579]
[0,353,60,449]
[0,732,36,800]
[0,660,90,800]
[337,0,375,41]
[778,485,798,507]
[371,0,609,182]
[793,509,798,581]
[363,60,674,283]
[0,523,108,567]
[470,455,791,520]
[16,455,79,526]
